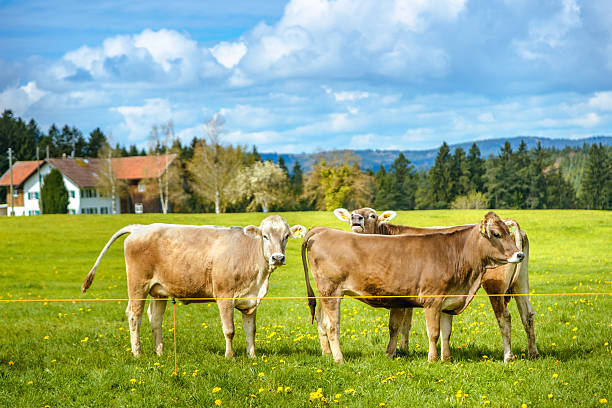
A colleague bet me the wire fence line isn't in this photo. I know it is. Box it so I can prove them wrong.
[0,292,610,303]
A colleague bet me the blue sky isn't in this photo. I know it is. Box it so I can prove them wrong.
[1,0,611,153]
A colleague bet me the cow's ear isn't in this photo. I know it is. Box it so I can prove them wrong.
[378,210,397,224]
[333,208,351,223]
[290,224,307,238]
[243,225,261,238]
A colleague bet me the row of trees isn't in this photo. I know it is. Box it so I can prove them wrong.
[2,109,611,212]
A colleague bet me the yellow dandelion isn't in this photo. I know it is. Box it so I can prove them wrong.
[316,369,322,373]
[154,362,160,366]
[484,401,490,405]
[258,372,264,377]
[522,404,527,408]
[215,399,222,406]
[258,388,264,393]
[553,373,558,378]
[335,393,342,399]
[130,378,137,383]
[548,394,553,399]
[51,359,56,363]
[380,403,386,407]
[81,337,88,343]
[345,388,355,394]
[212,387,221,393]
[130,388,136,392]
[600,399,607,404]
[27,381,33,385]
[277,386,283,393]
[43,335,49,340]
[8,361,14,366]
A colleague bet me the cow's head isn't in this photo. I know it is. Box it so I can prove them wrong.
[333,207,396,234]
[243,215,306,267]
[478,211,524,267]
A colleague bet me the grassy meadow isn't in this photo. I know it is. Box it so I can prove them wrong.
[0,210,610,407]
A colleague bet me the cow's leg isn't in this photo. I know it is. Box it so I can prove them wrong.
[386,308,404,358]
[241,309,257,358]
[217,299,235,358]
[487,293,514,362]
[424,307,441,362]
[440,312,453,362]
[125,295,146,357]
[315,304,332,355]
[320,297,343,363]
[147,297,168,356]
[398,308,413,352]
[514,289,539,359]
[512,275,539,358]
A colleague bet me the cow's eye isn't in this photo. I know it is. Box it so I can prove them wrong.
[492,231,501,238]
[283,234,289,241]
[263,235,269,240]
[369,214,376,219]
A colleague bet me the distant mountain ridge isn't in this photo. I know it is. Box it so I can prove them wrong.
[260,135,612,171]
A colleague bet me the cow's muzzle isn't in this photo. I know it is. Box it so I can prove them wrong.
[350,214,364,231]
[270,253,286,266]
[507,251,525,264]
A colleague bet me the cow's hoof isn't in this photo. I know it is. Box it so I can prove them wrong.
[155,346,164,356]
[386,352,396,360]
[528,351,540,359]
[428,355,438,363]
[333,356,344,364]
[504,353,516,362]
[132,350,142,358]
[225,352,235,358]
[441,356,452,363]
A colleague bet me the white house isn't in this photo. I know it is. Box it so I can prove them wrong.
[0,155,175,215]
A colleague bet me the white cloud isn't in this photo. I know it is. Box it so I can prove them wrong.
[111,98,173,141]
[238,0,465,80]
[588,91,612,111]
[61,29,219,85]
[0,81,47,116]
[569,112,601,127]
[333,91,369,102]
[514,0,582,60]
[478,112,495,123]
[210,42,248,69]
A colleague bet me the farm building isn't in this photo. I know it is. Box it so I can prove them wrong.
[0,154,176,215]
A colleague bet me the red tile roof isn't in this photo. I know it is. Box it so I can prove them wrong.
[111,154,177,180]
[0,160,44,186]
[0,155,177,188]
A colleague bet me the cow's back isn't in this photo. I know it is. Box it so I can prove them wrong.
[124,225,260,299]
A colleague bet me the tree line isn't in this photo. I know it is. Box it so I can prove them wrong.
[1,109,610,211]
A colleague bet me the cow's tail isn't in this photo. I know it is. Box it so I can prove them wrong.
[81,225,142,293]
[302,228,317,324]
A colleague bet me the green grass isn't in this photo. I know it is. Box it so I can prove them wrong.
[0,210,610,407]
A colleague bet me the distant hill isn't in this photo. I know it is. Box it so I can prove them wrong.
[261,136,612,171]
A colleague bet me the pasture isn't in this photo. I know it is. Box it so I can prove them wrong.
[0,210,610,407]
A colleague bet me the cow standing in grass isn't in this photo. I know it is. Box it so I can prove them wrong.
[82,215,306,358]
[303,211,524,363]
[333,207,539,361]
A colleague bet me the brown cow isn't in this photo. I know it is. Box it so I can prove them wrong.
[82,215,306,358]
[333,207,539,361]
[302,211,524,363]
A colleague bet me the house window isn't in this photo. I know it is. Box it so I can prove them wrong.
[100,207,109,214]
[28,192,32,200]
[70,191,75,198]
[12,190,19,197]
[138,183,146,193]
[135,203,143,214]
[70,209,75,215]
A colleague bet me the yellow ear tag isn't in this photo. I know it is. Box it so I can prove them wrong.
[509,225,517,234]
[481,224,486,234]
